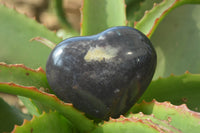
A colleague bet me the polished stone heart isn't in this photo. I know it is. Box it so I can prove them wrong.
[46,26,157,120]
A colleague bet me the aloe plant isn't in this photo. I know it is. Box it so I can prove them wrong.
[1,0,200,132]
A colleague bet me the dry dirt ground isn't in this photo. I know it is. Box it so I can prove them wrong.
[0,0,82,30]
[0,0,82,113]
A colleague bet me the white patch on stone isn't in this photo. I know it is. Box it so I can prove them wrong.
[127,52,133,55]
[84,45,119,62]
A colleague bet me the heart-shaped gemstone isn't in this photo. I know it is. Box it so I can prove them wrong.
[46,26,157,120]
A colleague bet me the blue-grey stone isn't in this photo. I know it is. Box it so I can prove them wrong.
[46,26,157,120]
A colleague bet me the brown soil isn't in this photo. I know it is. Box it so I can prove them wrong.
[0,0,81,31]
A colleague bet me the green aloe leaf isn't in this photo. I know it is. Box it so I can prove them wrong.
[130,100,200,132]
[93,100,200,132]
[152,4,200,79]
[0,63,49,89]
[0,4,62,69]
[138,73,200,112]
[0,63,52,116]
[81,0,126,36]
[12,112,75,133]
[93,113,180,133]
[0,83,95,132]
[134,0,200,38]
[0,98,31,133]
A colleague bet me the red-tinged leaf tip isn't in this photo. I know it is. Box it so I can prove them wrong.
[80,22,83,29]
[11,112,48,133]
[37,67,45,73]
[170,73,175,76]
[12,125,18,133]
[11,118,30,133]
[134,21,138,26]
[0,62,45,74]
[185,70,190,74]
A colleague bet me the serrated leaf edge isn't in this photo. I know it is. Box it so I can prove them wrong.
[108,112,181,132]
[156,70,195,80]
[11,111,58,133]
[134,0,200,38]
[135,99,200,119]
[0,62,45,74]
[11,113,39,133]
[135,0,178,37]
[0,82,95,132]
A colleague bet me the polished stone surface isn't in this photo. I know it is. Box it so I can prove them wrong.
[46,26,157,120]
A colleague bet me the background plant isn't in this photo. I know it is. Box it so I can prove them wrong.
[0,0,200,132]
